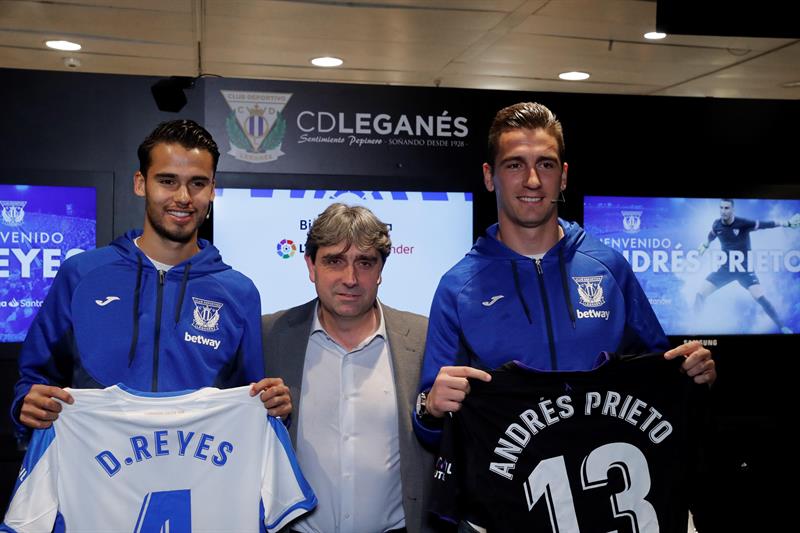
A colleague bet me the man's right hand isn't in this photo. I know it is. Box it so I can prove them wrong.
[697,242,709,255]
[19,384,74,429]
[426,366,492,418]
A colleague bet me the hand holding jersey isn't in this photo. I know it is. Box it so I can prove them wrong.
[425,366,492,418]
[697,242,709,255]
[20,358,291,431]
[18,384,74,429]
[423,342,715,420]
[664,340,715,385]
[250,377,292,418]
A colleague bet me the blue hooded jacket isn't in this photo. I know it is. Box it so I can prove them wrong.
[415,220,668,445]
[12,230,264,434]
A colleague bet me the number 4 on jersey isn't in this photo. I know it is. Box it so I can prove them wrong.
[134,489,191,533]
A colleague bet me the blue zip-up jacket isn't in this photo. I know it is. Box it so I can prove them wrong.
[414,220,668,446]
[11,230,264,434]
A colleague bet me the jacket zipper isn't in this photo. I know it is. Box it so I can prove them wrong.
[535,259,558,370]
[152,269,165,391]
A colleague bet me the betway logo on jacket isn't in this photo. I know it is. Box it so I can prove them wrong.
[184,332,221,350]
[576,309,610,320]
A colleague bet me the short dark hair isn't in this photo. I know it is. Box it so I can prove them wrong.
[487,102,565,169]
[305,203,391,264]
[721,198,735,206]
[137,120,220,176]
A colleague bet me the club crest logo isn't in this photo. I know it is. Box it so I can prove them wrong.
[621,210,642,234]
[191,297,223,332]
[572,275,606,308]
[221,90,292,164]
[1,200,26,227]
[733,228,740,236]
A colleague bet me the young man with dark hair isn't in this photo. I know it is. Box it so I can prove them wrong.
[12,119,289,433]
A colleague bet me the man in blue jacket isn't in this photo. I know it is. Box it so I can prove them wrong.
[414,102,716,446]
[13,120,290,433]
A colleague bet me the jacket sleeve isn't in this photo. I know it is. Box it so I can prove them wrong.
[237,282,266,384]
[11,261,79,435]
[413,278,463,447]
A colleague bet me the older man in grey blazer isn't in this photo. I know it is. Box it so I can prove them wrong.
[262,203,442,533]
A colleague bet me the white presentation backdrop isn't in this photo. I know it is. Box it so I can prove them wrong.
[213,188,474,316]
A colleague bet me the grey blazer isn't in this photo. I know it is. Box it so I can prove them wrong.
[262,299,441,533]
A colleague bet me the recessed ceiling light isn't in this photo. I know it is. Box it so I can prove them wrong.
[559,71,590,81]
[310,56,343,68]
[781,80,800,88]
[46,40,81,51]
[644,32,667,40]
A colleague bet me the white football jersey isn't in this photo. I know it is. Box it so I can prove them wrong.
[2,385,317,532]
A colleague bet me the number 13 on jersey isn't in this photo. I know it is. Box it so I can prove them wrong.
[523,442,659,533]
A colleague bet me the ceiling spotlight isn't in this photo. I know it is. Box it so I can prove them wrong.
[46,40,81,51]
[63,57,81,69]
[311,56,343,68]
[559,71,590,81]
[644,31,667,40]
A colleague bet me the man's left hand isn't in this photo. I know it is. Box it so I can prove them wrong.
[250,378,292,418]
[664,341,716,386]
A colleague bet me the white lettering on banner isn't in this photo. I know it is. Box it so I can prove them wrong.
[0,299,43,308]
[0,248,85,278]
[0,231,65,244]
[348,136,382,147]
[297,134,345,144]
[295,110,469,147]
[601,237,800,274]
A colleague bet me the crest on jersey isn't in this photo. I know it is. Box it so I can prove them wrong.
[1,200,26,227]
[733,228,740,236]
[191,297,223,332]
[573,275,606,308]
[221,90,292,164]
[621,210,642,234]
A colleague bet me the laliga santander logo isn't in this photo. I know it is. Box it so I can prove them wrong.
[276,239,297,259]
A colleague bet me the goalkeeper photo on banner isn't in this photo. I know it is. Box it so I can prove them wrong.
[695,198,800,334]
[583,196,800,336]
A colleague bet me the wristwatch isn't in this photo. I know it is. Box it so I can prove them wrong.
[415,391,429,418]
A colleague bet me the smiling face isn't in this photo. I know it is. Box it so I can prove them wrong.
[306,242,383,326]
[134,142,215,246]
[483,127,567,232]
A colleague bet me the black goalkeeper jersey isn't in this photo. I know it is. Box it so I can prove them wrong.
[431,352,706,533]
